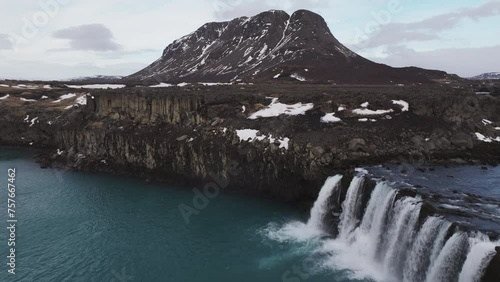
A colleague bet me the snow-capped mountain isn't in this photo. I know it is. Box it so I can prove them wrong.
[70,75,124,83]
[128,9,450,84]
[470,72,500,80]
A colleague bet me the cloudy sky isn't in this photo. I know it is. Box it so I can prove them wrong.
[0,0,499,80]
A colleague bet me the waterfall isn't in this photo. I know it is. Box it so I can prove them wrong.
[403,217,448,282]
[458,238,497,282]
[265,175,498,282]
[338,176,365,240]
[354,182,397,260]
[306,175,343,231]
[382,197,422,277]
[428,220,453,271]
[425,232,469,282]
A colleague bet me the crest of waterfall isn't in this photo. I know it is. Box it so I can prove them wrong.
[306,175,343,231]
[338,176,365,240]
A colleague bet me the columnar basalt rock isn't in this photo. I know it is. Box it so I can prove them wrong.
[94,92,206,125]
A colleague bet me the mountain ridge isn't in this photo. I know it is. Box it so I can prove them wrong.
[128,9,453,84]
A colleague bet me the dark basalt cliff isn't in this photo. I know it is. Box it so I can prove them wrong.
[2,84,500,199]
[128,9,452,84]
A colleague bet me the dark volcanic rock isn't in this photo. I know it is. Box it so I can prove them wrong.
[482,247,500,282]
[128,9,451,84]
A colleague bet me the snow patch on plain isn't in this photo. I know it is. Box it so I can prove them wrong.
[321,113,342,123]
[249,98,313,119]
[236,129,290,150]
[53,93,77,103]
[20,98,37,102]
[149,83,174,88]
[392,100,410,112]
[353,108,394,116]
[475,133,500,143]
[290,73,306,82]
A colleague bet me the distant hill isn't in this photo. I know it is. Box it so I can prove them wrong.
[128,9,454,85]
[70,75,124,83]
[470,72,500,80]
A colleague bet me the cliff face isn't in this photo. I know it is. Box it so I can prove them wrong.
[93,92,206,125]
[1,85,500,202]
[55,127,331,203]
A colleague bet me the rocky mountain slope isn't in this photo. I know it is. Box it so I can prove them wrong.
[471,72,500,80]
[128,9,452,84]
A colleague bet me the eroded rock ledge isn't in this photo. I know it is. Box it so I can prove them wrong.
[1,84,500,203]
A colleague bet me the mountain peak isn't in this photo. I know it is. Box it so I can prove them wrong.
[128,10,449,84]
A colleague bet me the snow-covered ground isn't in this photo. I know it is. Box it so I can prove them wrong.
[66,84,126,89]
[13,84,38,89]
[236,129,259,141]
[149,83,174,88]
[321,113,342,123]
[392,100,410,112]
[290,73,306,82]
[53,93,77,103]
[249,98,314,119]
[0,94,9,100]
[65,95,87,109]
[198,82,233,86]
[352,108,394,116]
[475,133,500,143]
[236,129,290,150]
[20,98,37,102]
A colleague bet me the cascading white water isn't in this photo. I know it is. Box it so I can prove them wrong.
[428,220,453,270]
[425,232,469,282]
[458,236,497,282]
[264,175,498,282]
[338,176,365,240]
[354,182,397,260]
[403,216,448,282]
[382,197,422,277]
[306,175,343,231]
